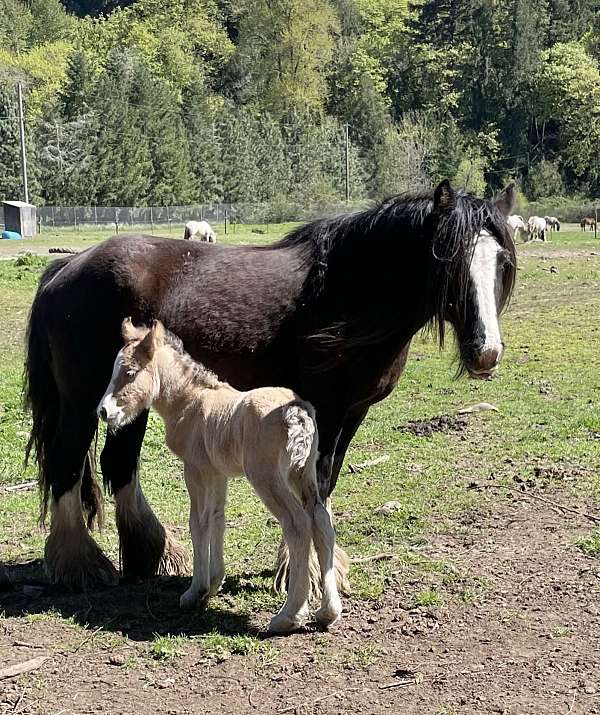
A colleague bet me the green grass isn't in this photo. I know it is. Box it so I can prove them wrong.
[150,633,188,661]
[0,226,599,646]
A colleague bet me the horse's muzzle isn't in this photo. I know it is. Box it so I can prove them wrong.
[467,347,502,379]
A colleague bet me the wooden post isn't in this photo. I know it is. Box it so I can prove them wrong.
[150,206,154,234]
[595,207,597,240]
[94,205,98,226]
[74,206,78,232]
[167,206,171,233]
[17,83,29,204]
[51,206,55,228]
[114,207,119,235]
[224,209,228,235]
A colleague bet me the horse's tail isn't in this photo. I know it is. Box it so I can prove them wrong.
[23,258,103,527]
[183,225,191,240]
[24,258,69,523]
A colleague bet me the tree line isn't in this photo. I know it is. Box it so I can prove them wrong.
[0,0,598,207]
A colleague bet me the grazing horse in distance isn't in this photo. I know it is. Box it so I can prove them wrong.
[581,217,596,231]
[24,180,517,592]
[527,216,547,242]
[507,214,526,241]
[98,318,342,633]
[183,220,216,243]
[544,216,560,231]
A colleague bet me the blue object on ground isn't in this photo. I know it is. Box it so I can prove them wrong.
[1,230,23,240]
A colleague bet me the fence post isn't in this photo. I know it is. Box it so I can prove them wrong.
[216,205,219,224]
[51,206,55,229]
[94,205,98,227]
[595,207,598,240]
[224,209,228,235]
[150,206,154,234]
[200,205,203,221]
[114,207,119,235]
[167,206,172,233]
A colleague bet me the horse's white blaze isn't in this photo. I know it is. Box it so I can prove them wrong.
[97,352,125,425]
[470,231,503,357]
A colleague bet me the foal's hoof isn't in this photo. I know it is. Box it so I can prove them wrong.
[315,602,342,629]
[268,607,308,635]
[179,588,209,610]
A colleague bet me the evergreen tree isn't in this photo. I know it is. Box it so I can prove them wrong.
[0,85,24,202]
[183,82,223,202]
[89,72,151,205]
[60,51,93,122]
[129,61,197,204]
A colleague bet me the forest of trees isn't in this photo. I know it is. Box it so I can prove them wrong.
[0,0,598,207]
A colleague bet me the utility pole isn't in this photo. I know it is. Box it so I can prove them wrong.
[17,83,29,203]
[344,123,350,203]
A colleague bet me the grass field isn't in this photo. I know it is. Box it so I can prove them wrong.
[0,226,599,714]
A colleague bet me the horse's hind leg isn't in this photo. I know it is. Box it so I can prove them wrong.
[100,412,189,581]
[45,410,118,590]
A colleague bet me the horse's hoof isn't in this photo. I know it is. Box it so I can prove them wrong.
[44,531,119,591]
[157,533,191,577]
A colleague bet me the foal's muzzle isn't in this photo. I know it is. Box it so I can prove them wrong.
[98,405,108,421]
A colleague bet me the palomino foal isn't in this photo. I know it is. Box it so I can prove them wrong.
[98,318,342,634]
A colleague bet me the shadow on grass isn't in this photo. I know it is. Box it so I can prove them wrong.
[0,559,272,641]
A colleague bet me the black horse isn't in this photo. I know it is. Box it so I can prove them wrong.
[24,181,517,590]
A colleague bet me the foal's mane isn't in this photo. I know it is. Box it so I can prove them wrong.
[274,188,516,351]
[162,330,223,389]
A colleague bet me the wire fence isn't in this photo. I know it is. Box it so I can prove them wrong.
[0,201,367,233]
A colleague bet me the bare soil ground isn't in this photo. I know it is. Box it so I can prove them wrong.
[2,487,599,715]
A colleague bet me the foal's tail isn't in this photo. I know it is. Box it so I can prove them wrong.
[23,257,103,527]
[284,402,317,473]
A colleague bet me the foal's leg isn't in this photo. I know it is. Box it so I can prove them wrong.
[101,413,189,580]
[310,500,342,627]
[209,479,228,596]
[45,410,118,590]
[250,468,312,633]
[180,468,214,609]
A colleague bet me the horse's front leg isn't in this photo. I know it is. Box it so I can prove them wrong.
[101,413,189,581]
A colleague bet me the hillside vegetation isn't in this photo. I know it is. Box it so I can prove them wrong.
[0,0,598,206]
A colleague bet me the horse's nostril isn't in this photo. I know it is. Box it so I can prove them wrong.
[99,406,107,420]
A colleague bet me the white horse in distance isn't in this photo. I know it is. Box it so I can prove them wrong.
[183,220,216,243]
[507,214,526,241]
[527,216,547,242]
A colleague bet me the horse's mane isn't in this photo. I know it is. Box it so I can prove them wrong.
[274,188,516,352]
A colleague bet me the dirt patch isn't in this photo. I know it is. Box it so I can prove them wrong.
[396,414,468,437]
[2,488,599,714]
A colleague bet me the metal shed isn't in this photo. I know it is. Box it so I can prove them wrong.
[2,200,36,237]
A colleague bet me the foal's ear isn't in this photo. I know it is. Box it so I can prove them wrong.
[495,182,516,217]
[150,319,166,347]
[433,179,455,211]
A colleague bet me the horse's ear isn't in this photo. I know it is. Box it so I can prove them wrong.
[433,179,455,211]
[121,317,138,342]
[495,182,516,217]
